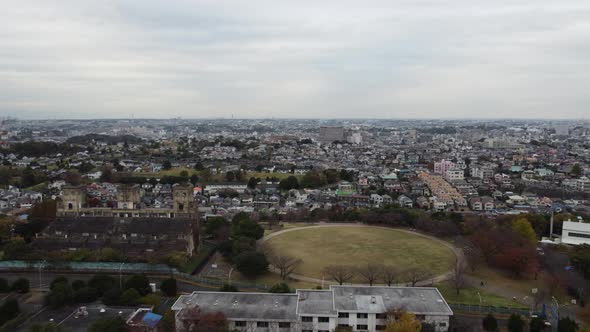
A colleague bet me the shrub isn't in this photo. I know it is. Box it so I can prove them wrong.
[11,278,29,293]
[160,278,177,297]
[50,277,68,290]
[0,278,9,292]
[124,275,151,296]
[219,284,239,292]
[269,283,291,293]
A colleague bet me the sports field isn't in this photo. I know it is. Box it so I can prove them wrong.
[264,226,456,280]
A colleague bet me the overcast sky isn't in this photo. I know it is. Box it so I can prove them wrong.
[1,1,589,119]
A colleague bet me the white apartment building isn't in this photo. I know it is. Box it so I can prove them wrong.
[445,169,464,181]
[561,220,590,245]
[172,286,453,332]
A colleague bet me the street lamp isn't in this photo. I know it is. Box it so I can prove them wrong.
[477,291,482,313]
[228,267,234,285]
[38,260,47,290]
[119,262,125,289]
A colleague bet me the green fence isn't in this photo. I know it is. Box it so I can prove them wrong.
[0,260,269,291]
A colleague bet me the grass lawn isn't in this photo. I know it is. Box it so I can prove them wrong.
[436,283,528,309]
[264,226,456,280]
[232,270,320,290]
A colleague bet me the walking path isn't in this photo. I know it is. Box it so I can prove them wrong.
[259,223,464,286]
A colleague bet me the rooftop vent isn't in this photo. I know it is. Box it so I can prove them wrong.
[370,296,377,304]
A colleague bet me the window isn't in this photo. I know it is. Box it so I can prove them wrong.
[338,312,349,318]
[357,313,368,319]
[569,232,590,239]
[278,322,290,328]
[303,330,313,332]
[376,325,387,330]
[257,321,269,327]
[318,317,329,323]
[357,324,368,330]
[234,321,246,327]
[439,322,447,327]
[376,313,387,319]
[301,316,313,322]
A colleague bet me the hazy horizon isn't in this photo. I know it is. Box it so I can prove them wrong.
[2,1,590,120]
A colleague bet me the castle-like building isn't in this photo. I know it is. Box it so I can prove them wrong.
[58,183,197,218]
[33,183,199,258]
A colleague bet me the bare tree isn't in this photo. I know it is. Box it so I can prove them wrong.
[403,268,431,287]
[450,260,467,295]
[322,265,355,285]
[357,263,381,286]
[269,254,303,280]
[381,265,400,286]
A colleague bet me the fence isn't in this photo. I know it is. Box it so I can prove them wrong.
[0,260,270,291]
[449,303,537,316]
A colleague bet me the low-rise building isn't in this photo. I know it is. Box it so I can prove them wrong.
[172,286,453,332]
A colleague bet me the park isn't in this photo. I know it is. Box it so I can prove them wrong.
[262,224,457,282]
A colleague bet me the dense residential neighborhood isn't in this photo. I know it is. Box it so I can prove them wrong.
[0,118,589,331]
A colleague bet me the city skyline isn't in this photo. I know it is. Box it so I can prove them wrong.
[2,0,590,120]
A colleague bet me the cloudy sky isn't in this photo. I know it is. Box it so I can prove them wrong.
[1,1,589,119]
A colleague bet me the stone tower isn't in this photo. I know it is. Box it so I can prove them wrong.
[173,184,195,213]
[116,184,140,209]
[61,185,86,211]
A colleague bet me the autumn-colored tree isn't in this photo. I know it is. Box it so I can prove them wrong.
[493,246,539,278]
[511,218,537,244]
[385,312,421,332]
[178,306,228,332]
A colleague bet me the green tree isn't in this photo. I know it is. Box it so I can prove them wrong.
[278,176,299,190]
[269,283,291,293]
[512,218,537,244]
[558,317,578,332]
[179,170,189,178]
[29,322,62,332]
[233,219,264,240]
[119,288,141,306]
[0,278,9,292]
[507,314,525,332]
[73,287,98,303]
[0,298,19,325]
[529,316,545,332]
[571,163,582,176]
[88,317,127,332]
[570,244,590,279]
[162,160,172,170]
[124,275,151,296]
[300,170,326,188]
[161,310,176,332]
[247,177,258,189]
[160,278,177,297]
[11,278,29,293]
[234,251,269,277]
[50,277,68,290]
[482,313,498,331]
[71,280,85,291]
[88,274,116,296]
[45,282,74,308]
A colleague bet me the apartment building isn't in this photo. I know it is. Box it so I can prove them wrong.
[172,286,453,332]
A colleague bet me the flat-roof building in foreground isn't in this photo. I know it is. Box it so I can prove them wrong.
[172,285,453,332]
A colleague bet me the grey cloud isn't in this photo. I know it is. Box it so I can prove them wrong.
[0,0,589,119]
